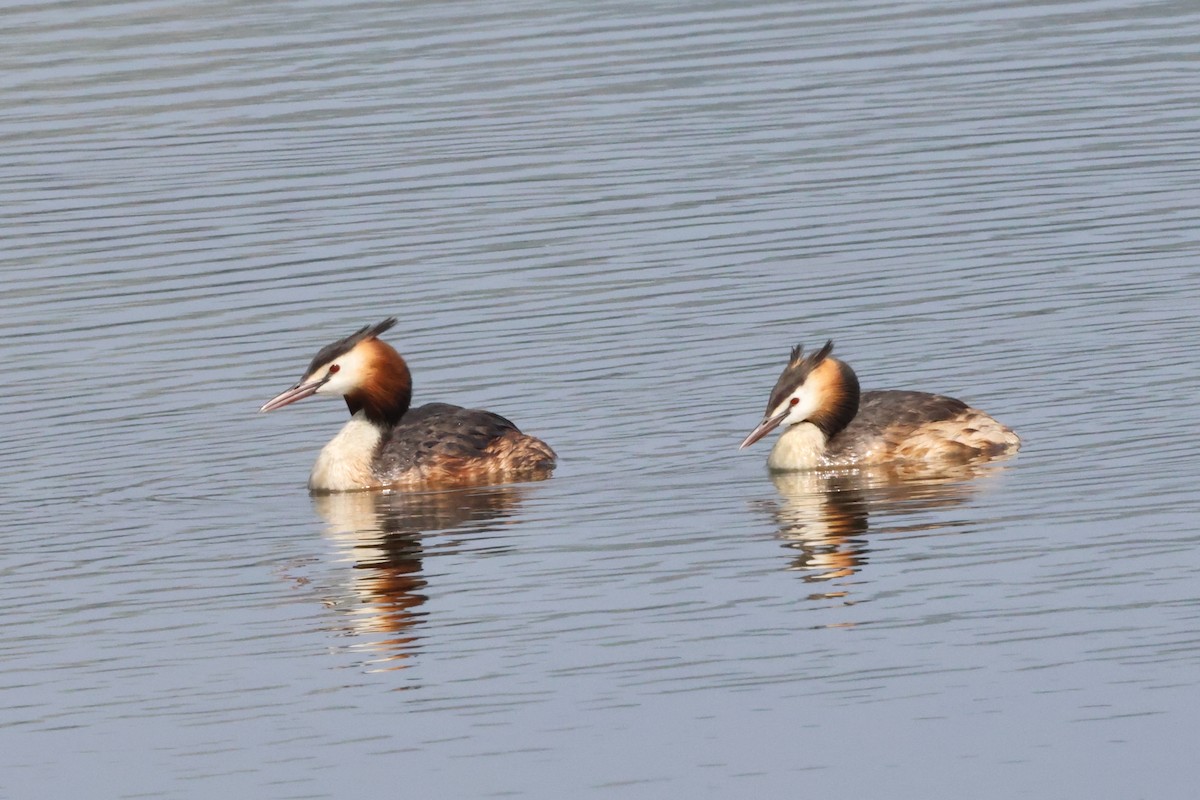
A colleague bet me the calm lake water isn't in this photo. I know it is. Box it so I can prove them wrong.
[3,0,1200,797]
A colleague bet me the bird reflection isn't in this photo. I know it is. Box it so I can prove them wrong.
[757,461,1007,599]
[311,486,525,671]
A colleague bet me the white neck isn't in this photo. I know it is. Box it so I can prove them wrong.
[308,412,384,492]
[767,422,828,471]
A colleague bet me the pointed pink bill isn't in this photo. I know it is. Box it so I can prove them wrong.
[739,409,788,449]
[259,379,324,412]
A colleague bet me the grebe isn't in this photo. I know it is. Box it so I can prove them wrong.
[260,317,556,492]
[740,341,1019,470]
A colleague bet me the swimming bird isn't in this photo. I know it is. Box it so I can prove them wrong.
[740,341,1019,470]
[260,318,556,491]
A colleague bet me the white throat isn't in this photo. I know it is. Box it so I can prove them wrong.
[308,412,384,492]
[767,422,828,471]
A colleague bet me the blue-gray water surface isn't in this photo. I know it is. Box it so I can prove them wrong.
[3,1,1200,797]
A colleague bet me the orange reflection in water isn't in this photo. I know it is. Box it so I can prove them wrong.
[311,487,525,671]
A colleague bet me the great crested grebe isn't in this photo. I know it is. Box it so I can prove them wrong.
[260,318,556,492]
[740,341,1019,470]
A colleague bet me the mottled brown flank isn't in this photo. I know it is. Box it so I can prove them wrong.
[407,431,557,488]
[370,402,557,489]
[828,390,1020,464]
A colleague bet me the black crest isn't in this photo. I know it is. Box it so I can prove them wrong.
[305,317,398,377]
[767,339,835,412]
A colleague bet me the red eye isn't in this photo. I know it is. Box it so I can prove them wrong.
[789,397,799,406]
[328,364,340,374]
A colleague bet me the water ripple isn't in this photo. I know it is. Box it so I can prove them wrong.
[4,0,1200,797]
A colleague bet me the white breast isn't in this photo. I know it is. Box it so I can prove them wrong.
[767,423,828,471]
[308,413,383,492]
